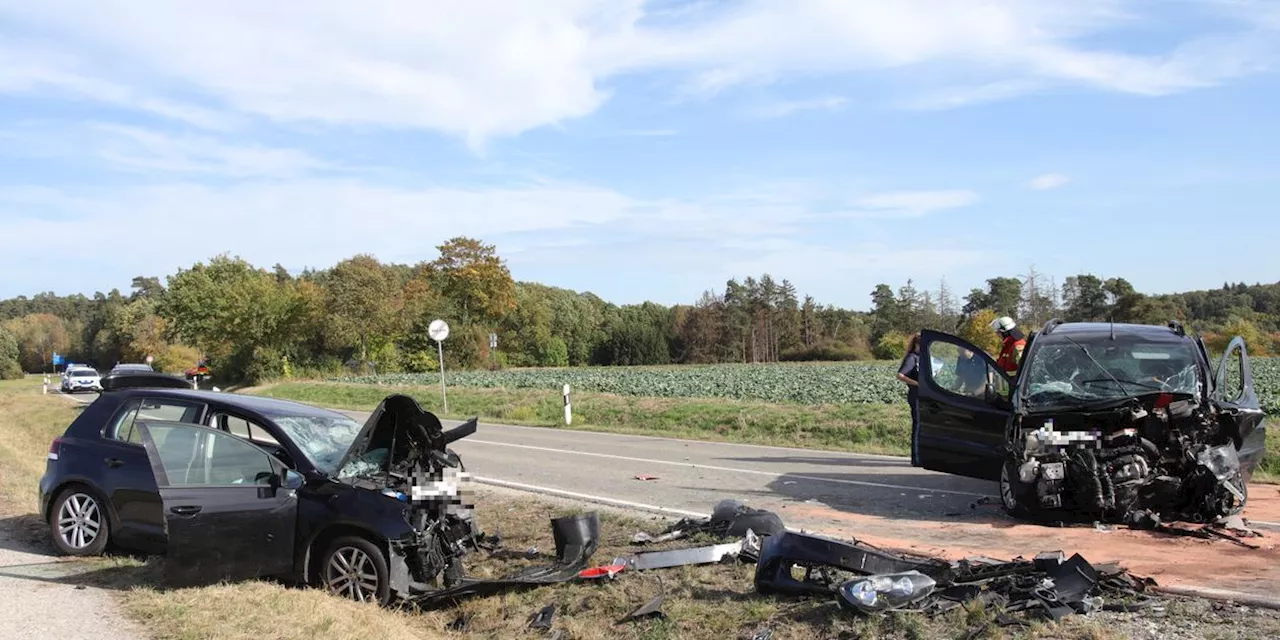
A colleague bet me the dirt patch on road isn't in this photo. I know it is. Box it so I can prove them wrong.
[778,484,1280,601]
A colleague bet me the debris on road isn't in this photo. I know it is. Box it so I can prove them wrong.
[634,474,659,481]
[527,604,556,630]
[624,530,760,571]
[630,499,784,545]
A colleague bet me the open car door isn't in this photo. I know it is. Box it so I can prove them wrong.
[917,330,1013,481]
[134,421,302,588]
[1212,337,1267,483]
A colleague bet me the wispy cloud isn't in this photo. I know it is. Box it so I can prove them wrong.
[0,1,1274,146]
[748,96,848,119]
[1027,173,1071,190]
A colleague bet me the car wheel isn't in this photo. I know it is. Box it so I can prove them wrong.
[322,536,390,605]
[49,487,109,556]
[999,461,1033,519]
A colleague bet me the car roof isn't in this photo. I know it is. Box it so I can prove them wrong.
[1039,322,1192,344]
[112,388,351,420]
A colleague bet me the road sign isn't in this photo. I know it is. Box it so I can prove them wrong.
[51,353,64,366]
[429,319,450,342]
[428,319,449,413]
[489,333,497,349]
[145,355,154,365]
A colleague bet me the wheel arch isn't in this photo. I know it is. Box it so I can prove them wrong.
[300,523,389,586]
[45,478,120,532]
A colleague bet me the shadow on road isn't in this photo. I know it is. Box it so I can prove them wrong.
[0,513,159,591]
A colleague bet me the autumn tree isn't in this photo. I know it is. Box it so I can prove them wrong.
[430,237,516,327]
[3,313,71,372]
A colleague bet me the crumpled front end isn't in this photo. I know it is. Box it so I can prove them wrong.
[1007,395,1247,525]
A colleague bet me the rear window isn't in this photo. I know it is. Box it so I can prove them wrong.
[107,397,205,443]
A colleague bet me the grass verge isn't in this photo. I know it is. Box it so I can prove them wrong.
[252,381,913,456]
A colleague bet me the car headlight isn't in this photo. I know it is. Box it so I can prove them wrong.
[838,571,937,614]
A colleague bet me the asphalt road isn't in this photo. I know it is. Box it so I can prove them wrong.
[338,409,1002,542]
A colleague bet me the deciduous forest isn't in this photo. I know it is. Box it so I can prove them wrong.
[1,237,1276,382]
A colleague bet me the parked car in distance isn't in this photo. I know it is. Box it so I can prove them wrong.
[111,363,154,373]
[60,366,102,394]
[39,383,481,605]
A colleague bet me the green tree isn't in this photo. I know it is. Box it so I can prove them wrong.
[323,254,403,362]
[0,324,22,379]
[159,255,305,379]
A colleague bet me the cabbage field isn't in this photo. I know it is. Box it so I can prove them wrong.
[334,357,1280,413]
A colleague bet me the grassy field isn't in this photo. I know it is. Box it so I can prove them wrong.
[8,375,1247,639]
[331,357,1280,414]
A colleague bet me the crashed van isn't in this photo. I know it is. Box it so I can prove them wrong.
[917,321,1266,525]
[40,384,597,605]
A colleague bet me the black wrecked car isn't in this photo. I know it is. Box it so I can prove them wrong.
[38,381,578,605]
[915,321,1266,525]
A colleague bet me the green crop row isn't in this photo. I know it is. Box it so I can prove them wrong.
[332,357,1280,413]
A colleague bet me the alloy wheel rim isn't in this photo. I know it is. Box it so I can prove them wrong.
[326,547,379,602]
[57,493,101,549]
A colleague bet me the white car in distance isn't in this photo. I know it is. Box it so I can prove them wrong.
[60,366,102,393]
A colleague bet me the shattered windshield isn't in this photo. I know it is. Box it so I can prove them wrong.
[273,415,363,474]
[1022,338,1201,410]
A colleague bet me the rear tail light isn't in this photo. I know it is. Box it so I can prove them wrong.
[48,437,64,461]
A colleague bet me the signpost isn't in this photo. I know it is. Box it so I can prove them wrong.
[563,384,572,425]
[489,332,498,368]
[145,355,154,368]
[429,319,450,414]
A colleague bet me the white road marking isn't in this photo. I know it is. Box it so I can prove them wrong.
[464,438,992,498]
[471,477,708,520]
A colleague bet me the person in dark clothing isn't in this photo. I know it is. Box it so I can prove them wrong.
[897,332,922,467]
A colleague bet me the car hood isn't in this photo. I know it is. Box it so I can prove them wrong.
[333,394,476,480]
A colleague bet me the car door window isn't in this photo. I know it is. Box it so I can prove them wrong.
[143,423,277,487]
[108,398,204,443]
[1216,340,1248,403]
[927,341,1005,400]
[211,414,281,446]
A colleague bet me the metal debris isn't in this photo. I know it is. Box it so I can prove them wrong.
[528,604,556,630]
[616,594,666,624]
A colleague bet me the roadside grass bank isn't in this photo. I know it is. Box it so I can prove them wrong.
[252,380,1280,482]
[252,381,914,456]
[2,377,1279,638]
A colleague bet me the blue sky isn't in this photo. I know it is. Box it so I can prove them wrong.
[1,0,1278,311]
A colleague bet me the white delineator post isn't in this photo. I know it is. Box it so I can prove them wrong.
[43,375,49,395]
[563,384,572,425]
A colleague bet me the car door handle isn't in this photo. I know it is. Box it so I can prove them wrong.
[170,505,202,516]
[105,457,125,468]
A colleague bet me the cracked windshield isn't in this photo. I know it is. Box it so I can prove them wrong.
[272,415,363,474]
[1023,339,1200,409]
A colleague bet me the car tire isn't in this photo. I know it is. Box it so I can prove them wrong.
[321,536,391,605]
[999,460,1035,520]
[49,486,110,556]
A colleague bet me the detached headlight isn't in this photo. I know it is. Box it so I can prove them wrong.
[838,571,936,614]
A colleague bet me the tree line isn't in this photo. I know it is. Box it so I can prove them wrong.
[1,237,1276,382]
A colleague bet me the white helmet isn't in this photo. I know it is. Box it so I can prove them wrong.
[990,316,1016,332]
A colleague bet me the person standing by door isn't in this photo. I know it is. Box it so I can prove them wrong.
[990,316,1027,376]
[897,333,922,467]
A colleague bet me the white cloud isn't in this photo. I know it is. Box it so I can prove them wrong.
[1027,173,1071,190]
[748,96,848,119]
[0,175,983,301]
[0,1,1273,145]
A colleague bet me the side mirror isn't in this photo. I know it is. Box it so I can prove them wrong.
[282,469,305,490]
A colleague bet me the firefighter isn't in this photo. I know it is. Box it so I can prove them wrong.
[990,316,1027,375]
